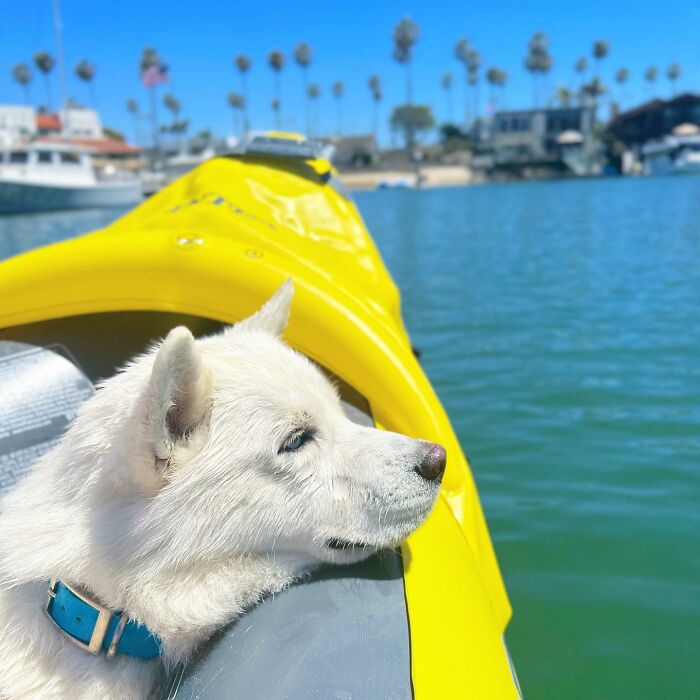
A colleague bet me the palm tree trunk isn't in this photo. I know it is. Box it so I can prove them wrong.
[406,63,412,105]
[149,86,161,165]
[275,72,282,128]
[242,74,250,135]
[303,69,309,136]
[373,101,379,140]
[463,68,469,126]
[43,75,52,110]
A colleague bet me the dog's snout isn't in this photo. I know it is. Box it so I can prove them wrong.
[415,443,447,482]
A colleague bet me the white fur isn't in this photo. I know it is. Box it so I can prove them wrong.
[0,281,442,699]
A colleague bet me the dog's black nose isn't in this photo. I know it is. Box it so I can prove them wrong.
[415,444,447,482]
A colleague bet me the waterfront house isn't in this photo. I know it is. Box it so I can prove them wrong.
[607,93,700,174]
[470,106,597,180]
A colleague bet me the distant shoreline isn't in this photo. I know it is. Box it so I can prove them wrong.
[337,164,473,191]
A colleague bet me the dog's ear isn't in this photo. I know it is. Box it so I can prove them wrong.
[147,326,212,463]
[236,279,294,337]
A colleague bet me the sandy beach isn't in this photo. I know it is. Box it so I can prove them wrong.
[338,164,473,190]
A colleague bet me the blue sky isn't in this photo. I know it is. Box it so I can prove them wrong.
[1,0,698,145]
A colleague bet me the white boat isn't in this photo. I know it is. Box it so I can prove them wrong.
[0,142,142,214]
[642,130,700,176]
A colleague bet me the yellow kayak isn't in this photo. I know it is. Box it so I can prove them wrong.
[0,134,519,699]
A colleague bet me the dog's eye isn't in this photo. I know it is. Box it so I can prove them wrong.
[280,429,314,453]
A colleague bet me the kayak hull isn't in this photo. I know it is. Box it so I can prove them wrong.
[0,147,518,698]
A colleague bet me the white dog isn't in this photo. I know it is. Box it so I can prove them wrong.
[0,281,445,699]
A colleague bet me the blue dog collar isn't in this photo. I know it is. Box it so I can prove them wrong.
[46,579,161,660]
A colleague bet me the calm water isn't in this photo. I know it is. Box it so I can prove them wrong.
[1,178,699,699]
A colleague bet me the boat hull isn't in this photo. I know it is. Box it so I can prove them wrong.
[0,179,142,214]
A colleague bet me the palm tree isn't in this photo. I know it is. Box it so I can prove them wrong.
[33,51,54,109]
[441,72,453,122]
[332,81,344,136]
[140,47,165,153]
[368,75,382,139]
[307,83,320,136]
[294,42,313,135]
[580,77,607,107]
[163,93,181,119]
[227,92,245,138]
[555,84,572,107]
[75,60,96,106]
[392,17,419,104]
[666,63,681,96]
[454,38,471,124]
[163,93,182,150]
[126,98,139,142]
[574,56,588,96]
[234,54,251,133]
[644,66,658,97]
[271,98,281,129]
[268,50,285,128]
[12,63,32,104]
[592,40,609,81]
[614,68,629,106]
[496,69,508,107]
[466,48,482,116]
[485,67,507,110]
[524,32,552,107]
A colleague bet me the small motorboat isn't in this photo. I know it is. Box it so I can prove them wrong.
[0,142,142,214]
[0,133,520,698]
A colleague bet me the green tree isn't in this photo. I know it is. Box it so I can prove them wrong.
[12,63,32,104]
[163,93,183,151]
[486,67,507,110]
[332,80,344,136]
[75,60,96,106]
[466,47,482,116]
[126,98,139,142]
[555,84,572,107]
[268,50,285,129]
[307,83,320,137]
[234,54,252,134]
[227,92,245,138]
[390,103,435,153]
[454,38,472,124]
[644,66,657,97]
[392,17,419,104]
[592,40,609,80]
[140,47,165,154]
[441,72,453,122]
[368,75,382,138]
[666,63,681,96]
[580,77,607,108]
[614,67,629,106]
[294,43,313,135]
[524,32,552,107]
[33,51,54,109]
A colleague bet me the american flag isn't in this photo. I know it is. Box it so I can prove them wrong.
[141,63,169,88]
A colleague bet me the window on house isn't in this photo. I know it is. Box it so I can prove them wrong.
[37,151,53,164]
[9,152,28,164]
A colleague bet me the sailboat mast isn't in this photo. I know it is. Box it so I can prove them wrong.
[52,0,68,116]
